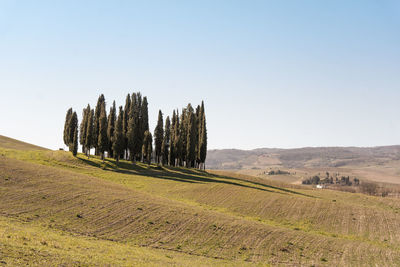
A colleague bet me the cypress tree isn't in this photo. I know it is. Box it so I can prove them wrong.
[94,94,105,156]
[142,130,152,164]
[63,108,73,147]
[68,112,78,152]
[186,109,197,168]
[85,109,94,158]
[79,105,90,154]
[141,97,149,134]
[107,101,116,158]
[134,93,143,161]
[199,101,207,170]
[169,110,177,166]
[147,132,153,165]
[161,116,170,165]
[174,111,181,166]
[97,102,108,161]
[154,110,164,164]
[112,106,124,163]
[136,93,143,161]
[140,96,149,161]
[179,109,187,166]
[122,93,131,159]
[195,105,201,168]
[72,125,78,156]
[127,93,139,162]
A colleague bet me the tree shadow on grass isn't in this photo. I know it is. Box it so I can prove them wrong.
[207,172,316,198]
[161,166,315,198]
[78,157,313,197]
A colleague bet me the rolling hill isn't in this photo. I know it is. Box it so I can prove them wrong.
[1,135,400,266]
[207,146,400,184]
[206,146,400,169]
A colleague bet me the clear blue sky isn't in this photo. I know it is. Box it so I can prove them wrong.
[1,0,400,150]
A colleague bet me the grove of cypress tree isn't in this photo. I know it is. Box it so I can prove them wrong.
[107,101,116,158]
[112,106,124,163]
[94,94,105,156]
[85,109,94,158]
[154,110,164,164]
[161,116,170,165]
[63,108,73,147]
[72,125,78,156]
[62,93,203,169]
[97,102,108,161]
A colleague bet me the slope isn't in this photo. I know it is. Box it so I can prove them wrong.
[0,135,48,151]
[1,136,400,266]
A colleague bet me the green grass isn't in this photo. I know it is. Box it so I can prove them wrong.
[0,216,246,266]
[2,136,400,266]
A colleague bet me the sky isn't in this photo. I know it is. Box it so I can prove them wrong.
[1,0,400,150]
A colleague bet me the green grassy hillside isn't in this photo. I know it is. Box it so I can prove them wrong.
[1,136,400,266]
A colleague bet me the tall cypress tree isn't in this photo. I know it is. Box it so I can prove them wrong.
[122,93,131,159]
[85,109,94,158]
[72,125,78,157]
[134,95,142,161]
[199,101,208,170]
[63,108,73,147]
[79,105,90,154]
[140,96,149,161]
[141,97,149,134]
[186,110,197,168]
[148,132,153,165]
[161,116,170,165]
[169,110,177,166]
[107,101,116,158]
[195,105,201,168]
[67,111,78,152]
[154,110,164,164]
[94,94,105,156]
[112,106,124,163]
[142,130,153,165]
[97,102,108,161]
[127,93,139,162]
[179,109,187,166]
[174,111,181,166]
[136,93,143,161]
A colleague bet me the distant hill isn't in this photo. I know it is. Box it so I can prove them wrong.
[206,146,400,169]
